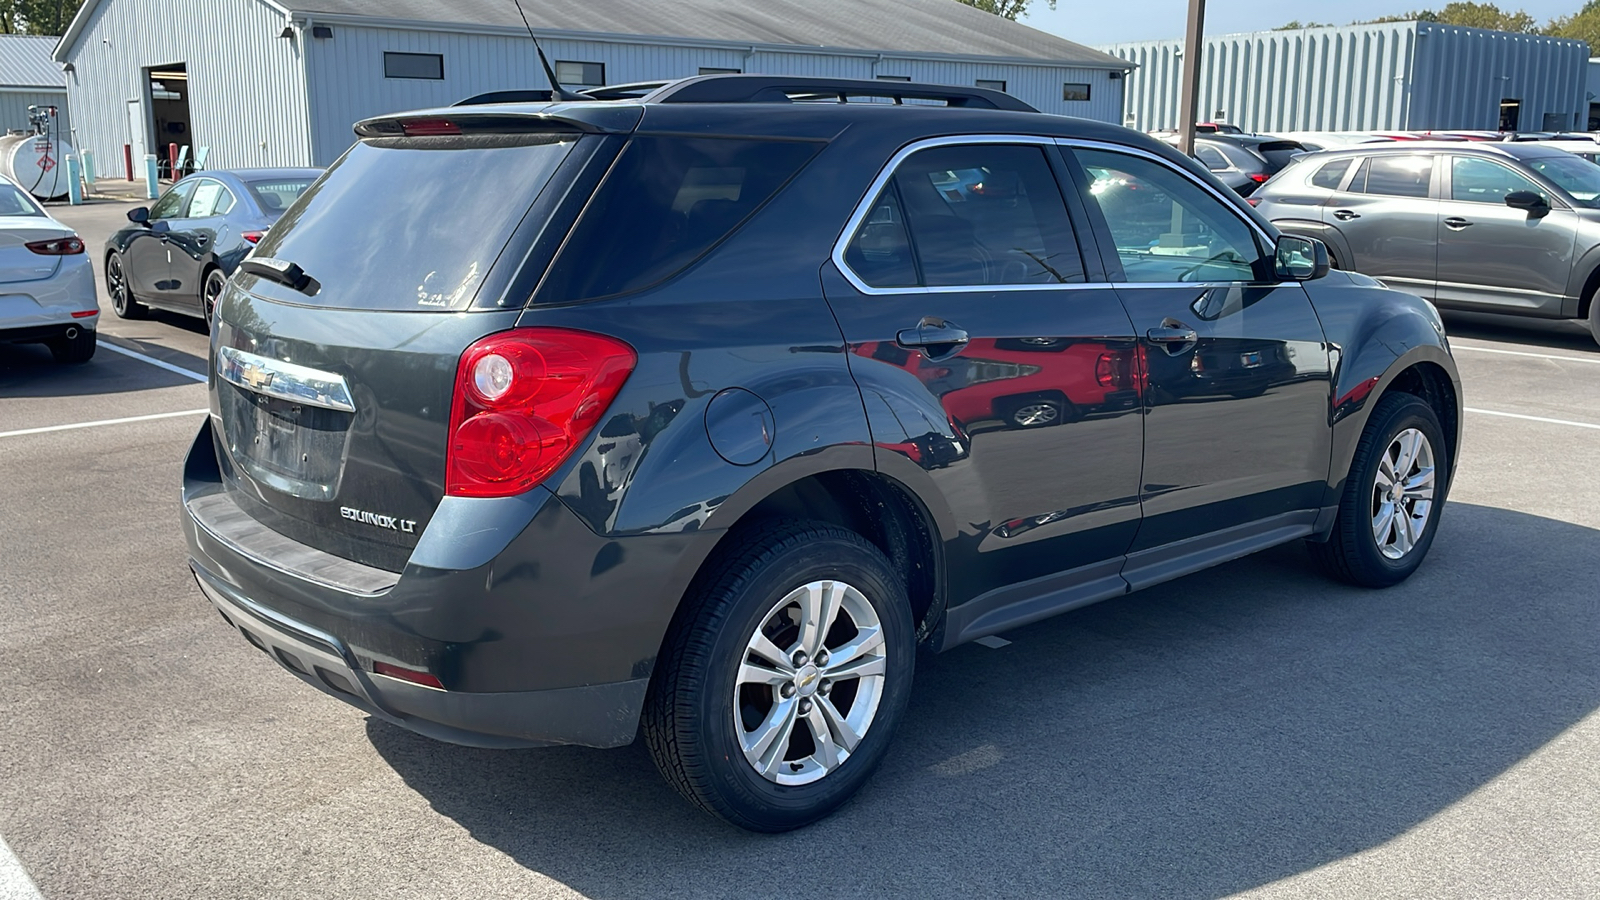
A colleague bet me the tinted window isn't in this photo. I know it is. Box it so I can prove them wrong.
[888,143,1085,286]
[149,180,196,220]
[1311,158,1351,189]
[539,137,819,302]
[187,180,233,218]
[1195,146,1230,171]
[245,178,314,215]
[0,183,43,216]
[1451,157,1546,204]
[1077,148,1262,284]
[1357,155,1433,198]
[1063,83,1091,101]
[253,135,578,310]
[1526,154,1600,207]
[384,52,442,80]
[844,186,917,288]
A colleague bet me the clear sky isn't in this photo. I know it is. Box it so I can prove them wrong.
[1020,0,1585,47]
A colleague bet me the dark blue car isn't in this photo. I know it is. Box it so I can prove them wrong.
[105,167,322,324]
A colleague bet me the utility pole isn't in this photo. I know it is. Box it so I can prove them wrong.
[1176,0,1206,156]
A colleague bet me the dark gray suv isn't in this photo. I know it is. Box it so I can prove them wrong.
[1254,141,1600,343]
[182,75,1461,831]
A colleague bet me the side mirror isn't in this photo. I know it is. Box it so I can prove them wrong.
[1505,190,1551,219]
[1274,234,1330,282]
[127,207,150,225]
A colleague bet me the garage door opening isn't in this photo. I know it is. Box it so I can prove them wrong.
[147,64,192,180]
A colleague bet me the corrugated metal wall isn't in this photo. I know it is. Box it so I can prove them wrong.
[303,24,1123,165]
[58,0,312,179]
[1102,22,1587,133]
[0,90,70,136]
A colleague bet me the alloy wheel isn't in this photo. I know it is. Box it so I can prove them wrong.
[733,579,887,786]
[1371,427,1435,560]
[108,256,128,314]
[1013,403,1059,427]
[204,271,226,323]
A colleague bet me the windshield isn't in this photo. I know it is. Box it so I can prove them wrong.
[0,183,44,216]
[1527,155,1600,207]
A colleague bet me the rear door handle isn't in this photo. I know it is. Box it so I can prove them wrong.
[896,317,969,360]
[1333,210,1360,221]
[1146,319,1199,354]
[1444,217,1473,230]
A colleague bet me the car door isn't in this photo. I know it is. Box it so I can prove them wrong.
[1066,145,1333,588]
[1435,155,1580,314]
[822,138,1146,617]
[126,179,196,301]
[164,178,236,309]
[1324,153,1440,297]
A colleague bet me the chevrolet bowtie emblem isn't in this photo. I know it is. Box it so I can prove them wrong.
[239,363,275,391]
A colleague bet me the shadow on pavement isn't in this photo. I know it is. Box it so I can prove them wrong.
[0,336,206,397]
[1441,311,1597,354]
[367,502,1600,898]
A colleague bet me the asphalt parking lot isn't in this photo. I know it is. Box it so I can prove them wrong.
[2,197,1598,899]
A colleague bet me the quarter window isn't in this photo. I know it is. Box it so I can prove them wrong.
[555,61,604,86]
[1352,155,1433,198]
[845,143,1086,288]
[1075,148,1262,284]
[383,52,443,80]
[1310,158,1352,190]
[1450,156,1547,204]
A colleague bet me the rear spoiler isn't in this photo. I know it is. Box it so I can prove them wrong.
[354,105,642,138]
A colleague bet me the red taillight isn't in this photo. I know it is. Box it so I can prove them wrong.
[70,309,98,318]
[1095,353,1115,387]
[1246,197,1261,207]
[1249,173,1269,183]
[446,328,636,498]
[25,235,85,255]
[372,661,444,690]
[403,118,461,136]
[242,231,265,244]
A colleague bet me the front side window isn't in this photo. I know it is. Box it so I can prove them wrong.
[1525,154,1600,207]
[555,61,604,87]
[148,180,196,220]
[1353,155,1433,198]
[1076,148,1262,284]
[845,143,1086,288]
[1450,156,1547,205]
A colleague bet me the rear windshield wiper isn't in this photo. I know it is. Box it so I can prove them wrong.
[240,257,320,296]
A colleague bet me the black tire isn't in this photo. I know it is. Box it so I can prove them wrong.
[106,252,146,320]
[202,267,227,327]
[1310,392,1448,587]
[47,328,96,364]
[643,519,915,832]
[1588,288,1600,348]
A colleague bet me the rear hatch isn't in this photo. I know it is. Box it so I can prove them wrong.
[1248,139,1308,173]
[210,111,630,571]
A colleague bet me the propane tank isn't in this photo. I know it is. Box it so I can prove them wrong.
[0,132,77,201]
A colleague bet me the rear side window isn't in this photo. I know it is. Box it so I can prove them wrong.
[1311,158,1351,189]
[1353,156,1433,198]
[1195,146,1230,171]
[538,137,819,302]
[250,135,578,310]
[844,143,1086,288]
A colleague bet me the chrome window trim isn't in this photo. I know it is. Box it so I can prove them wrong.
[217,345,357,412]
[831,134,1277,296]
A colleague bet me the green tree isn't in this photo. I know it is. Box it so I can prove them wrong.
[1275,20,1336,29]
[1360,2,1537,31]
[1546,0,1600,45]
[0,0,81,34]
[956,0,1057,21]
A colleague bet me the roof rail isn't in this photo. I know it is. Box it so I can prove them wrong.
[580,81,673,100]
[649,74,1039,112]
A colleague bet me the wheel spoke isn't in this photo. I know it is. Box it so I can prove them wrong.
[747,631,794,672]
[1372,501,1396,547]
[1404,467,1435,500]
[738,660,790,687]
[1394,510,1415,554]
[825,651,886,680]
[743,696,799,774]
[817,695,863,752]
[823,626,884,675]
[799,581,844,658]
[1374,465,1394,489]
[804,703,840,770]
[1397,431,1421,477]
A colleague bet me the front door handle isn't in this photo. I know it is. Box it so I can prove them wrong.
[1444,217,1473,230]
[1146,319,1199,354]
[1333,209,1360,221]
[896,317,970,360]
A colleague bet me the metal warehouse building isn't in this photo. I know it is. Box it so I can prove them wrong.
[1,34,69,135]
[51,0,1127,176]
[1101,21,1590,134]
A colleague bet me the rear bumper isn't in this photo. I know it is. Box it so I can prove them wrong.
[0,255,97,336]
[182,419,708,750]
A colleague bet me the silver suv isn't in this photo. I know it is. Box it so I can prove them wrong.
[1253,142,1600,343]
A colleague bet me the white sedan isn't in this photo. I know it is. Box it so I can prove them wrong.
[0,174,97,363]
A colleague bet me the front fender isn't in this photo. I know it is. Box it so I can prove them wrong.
[1562,245,1600,318]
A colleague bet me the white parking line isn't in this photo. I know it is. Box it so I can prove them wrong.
[98,340,208,383]
[0,408,209,440]
[1466,407,1600,431]
[1450,344,1600,365]
[0,834,44,900]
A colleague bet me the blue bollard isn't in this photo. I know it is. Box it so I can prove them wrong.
[66,155,83,205]
[144,154,159,199]
[81,149,97,192]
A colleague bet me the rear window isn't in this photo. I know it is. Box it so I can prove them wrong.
[249,135,578,310]
[536,136,819,302]
[245,178,315,214]
[1311,158,1351,189]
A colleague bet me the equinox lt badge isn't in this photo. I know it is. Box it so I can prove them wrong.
[340,506,417,534]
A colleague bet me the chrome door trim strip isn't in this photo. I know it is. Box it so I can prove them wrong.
[217,345,357,413]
